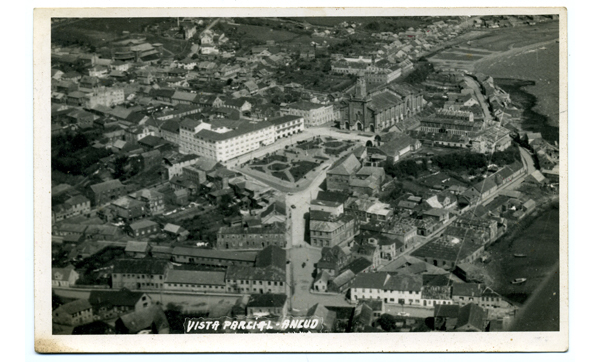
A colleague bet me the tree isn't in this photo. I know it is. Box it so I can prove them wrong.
[378,313,396,332]
[113,155,130,180]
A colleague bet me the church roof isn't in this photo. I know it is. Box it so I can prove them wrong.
[367,90,404,112]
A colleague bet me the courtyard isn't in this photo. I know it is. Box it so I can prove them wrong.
[244,136,360,185]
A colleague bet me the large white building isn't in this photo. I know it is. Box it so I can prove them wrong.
[179,118,275,162]
[85,87,125,108]
[349,272,423,307]
[280,101,336,127]
[269,115,304,139]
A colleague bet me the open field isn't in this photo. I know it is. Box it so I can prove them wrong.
[467,21,559,51]
[433,52,484,61]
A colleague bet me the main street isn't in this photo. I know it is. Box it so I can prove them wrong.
[464,76,494,122]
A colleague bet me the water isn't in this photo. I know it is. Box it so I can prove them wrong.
[485,204,560,305]
[495,78,559,144]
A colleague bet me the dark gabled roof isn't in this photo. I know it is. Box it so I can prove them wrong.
[57,299,92,315]
[423,273,452,287]
[112,259,169,275]
[246,293,287,308]
[89,289,147,308]
[411,237,483,262]
[342,257,373,275]
[171,246,257,262]
[129,219,158,230]
[328,154,361,176]
[456,303,486,331]
[255,245,286,271]
[269,115,303,126]
[452,283,482,298]
[225,265,286,282]
[383,273,423,292]
[434,304,460,318]
[350,272,388,289]
[138,135,165,148]
[165,270,226,285]
[160,119,180,133]
[316,191,350,204]
[90,179,124,194]
[117,305,169,334]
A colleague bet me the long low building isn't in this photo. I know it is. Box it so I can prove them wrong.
[171,246,257,267]
[216,222,287,250]
[163,270,228,293]
[349,272,423,307]
[411,235,486,270]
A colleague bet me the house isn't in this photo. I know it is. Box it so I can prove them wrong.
[125,241,150,258]
[53,299,94,326]
[306,303,337,332]
[150,245,173,260]
[90,179,126,206]
[104,196,148,222]
[316,246,349,276]
[313,271,332,292]
[88,289,153,319]
[115,305,170,334]
[421,274,454,308]
[328,269,356,293]
[452,283,483,306]
[349,272,423,306]
[111,259,171,290]
[52,266,79,287]
[375,134,422,164]
[246,294,288,318]
[411,235,486,269]
[71,320,116,335]
[216,221,287,250]
[52,195,91,222]
[433,304,461,330]
[129,219,159,238]
[350,302,374,332]
[163,223,189,241]
[456,303,487,331]
[309,213,358,248]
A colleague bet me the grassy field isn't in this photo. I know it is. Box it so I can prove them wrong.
[291,16,434,30]
[433,52,484,61]
[52,18,174,47]
[467,21,559,51]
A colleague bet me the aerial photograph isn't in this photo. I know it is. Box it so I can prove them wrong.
[49,14,561,335]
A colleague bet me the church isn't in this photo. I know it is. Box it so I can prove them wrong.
[344,73,426,133]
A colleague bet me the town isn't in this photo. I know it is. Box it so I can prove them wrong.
[50,15,560,335]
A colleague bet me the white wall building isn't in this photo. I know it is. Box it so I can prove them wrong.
[269,115,305,139]
[280,102,336,127]
[349,272,423,306]
[179,119,275,162]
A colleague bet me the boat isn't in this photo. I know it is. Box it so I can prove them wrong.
[513,253,527,258]
[511,278,527,284]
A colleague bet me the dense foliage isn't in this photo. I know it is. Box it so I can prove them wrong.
[384,159,429,179]
[404,61,435,84]
[51,131,111,176]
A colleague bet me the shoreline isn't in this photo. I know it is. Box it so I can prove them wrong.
[495,78,560,144]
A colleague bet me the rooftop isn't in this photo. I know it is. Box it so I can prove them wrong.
[165,270,226,285]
